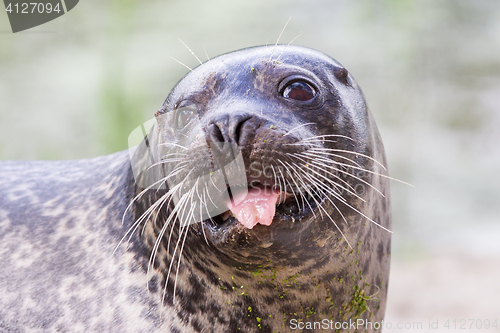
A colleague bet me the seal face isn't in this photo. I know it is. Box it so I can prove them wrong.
[131,45,392,332]
[0,45,391,333]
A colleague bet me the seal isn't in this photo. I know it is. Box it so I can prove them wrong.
[0,45,391,333]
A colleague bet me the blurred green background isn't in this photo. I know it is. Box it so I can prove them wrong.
[1,0,500,330]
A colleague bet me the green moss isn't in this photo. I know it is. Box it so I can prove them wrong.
[305,307,316,317]
[343,285,379,319]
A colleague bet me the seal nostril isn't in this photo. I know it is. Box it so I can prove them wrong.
[207,123,225,143]
[234,117,251,146]
[207,113,254,146]
[213,124,224,142]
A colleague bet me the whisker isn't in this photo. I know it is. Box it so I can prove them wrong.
[163,185,198,302]
[270,165,284,203]
[204,182,219,210]
[268,17,292,63]
[162,189,193,303]
[294,162,392,233]
[300,134,359,143]
[289,165,324,219]
[178,38,205,68]
[114,175,187,255]
[122,171,179,219]
[296,166,349,225]
[293,170,353,246]
[200,190,210,246]
[203,47,210,61]
[312,156,413,187]
[158,142,189,150]
[310,147,387,171]
[209,174,224,194]
[337,195,392,233]
[146,159,188,173]
[146,180,190,262]
[167,55,193,72]
[138,171,196,283]
[283,122,316,137]
[147,192,179,282]
[160,152,189,158]
[286,162,353,246]
[277,166,296,208]
[173,201,195,300]
[275,33,302,63]
[294,152,385,198]
[154,164,191,195]
[317,203,352,248]
[283,141,323,149]
[277,160,303,211]
[281,161,316,218]
[287,157,391,235]
[289,153,366,200]
[301,150,363,168]
[293,162,358,203]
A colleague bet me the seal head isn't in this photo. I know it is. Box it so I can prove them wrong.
[129,45,391,332]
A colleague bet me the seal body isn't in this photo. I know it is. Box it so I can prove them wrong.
[0,153,171,332]
[0,45,391,332]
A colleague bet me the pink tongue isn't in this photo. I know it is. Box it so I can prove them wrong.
[227,188,281,229]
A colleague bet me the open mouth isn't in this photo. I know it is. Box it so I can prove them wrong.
[207,183,325,230]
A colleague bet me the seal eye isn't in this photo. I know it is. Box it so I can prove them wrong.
[282,81,316,101]
[175,107,197,130]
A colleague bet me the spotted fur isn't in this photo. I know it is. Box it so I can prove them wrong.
[0,45,391,333]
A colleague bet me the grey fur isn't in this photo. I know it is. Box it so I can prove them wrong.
[0,45,391,333]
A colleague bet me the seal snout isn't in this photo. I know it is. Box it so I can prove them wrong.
[205,112,257,148]
[201,108,325,232]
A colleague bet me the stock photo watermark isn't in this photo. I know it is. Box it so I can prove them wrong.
[3,0,79,33]
[289,318,499,331]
